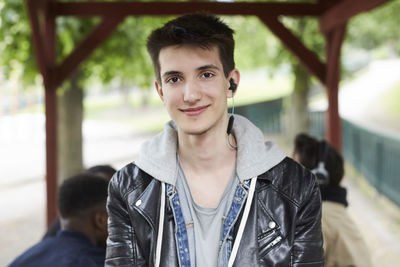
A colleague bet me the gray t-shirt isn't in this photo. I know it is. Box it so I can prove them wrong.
[176,161,239,267]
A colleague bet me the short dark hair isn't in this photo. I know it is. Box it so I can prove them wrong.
[58,173,109,218]
[146,13,235,83]
[293,133,319,170]
[86,164,116,181]
[293,133,344,186]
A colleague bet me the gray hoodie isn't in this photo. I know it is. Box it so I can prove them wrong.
[134,114,286,185]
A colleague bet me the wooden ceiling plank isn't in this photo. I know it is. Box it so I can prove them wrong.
[52,2,324,17]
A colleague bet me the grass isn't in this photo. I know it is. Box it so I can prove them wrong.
[378,81,400,121]
[234,74,292,106]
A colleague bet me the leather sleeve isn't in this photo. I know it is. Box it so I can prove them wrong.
[292,172,324,266]
[105,173,141,266]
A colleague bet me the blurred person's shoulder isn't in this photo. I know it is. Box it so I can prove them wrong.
[263,157,318,206]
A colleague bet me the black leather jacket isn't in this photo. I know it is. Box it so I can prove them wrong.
[106,157,324,266]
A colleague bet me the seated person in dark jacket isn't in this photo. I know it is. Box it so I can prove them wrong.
[9,173,109,267]
[43,164,116,239]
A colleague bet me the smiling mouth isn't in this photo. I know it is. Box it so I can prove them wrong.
[180,105,209,116]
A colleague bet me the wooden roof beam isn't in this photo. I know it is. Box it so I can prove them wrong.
[52,2,324,17]
[320,0,390,33]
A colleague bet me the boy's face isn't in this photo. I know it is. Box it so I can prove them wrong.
[155,45,239,136]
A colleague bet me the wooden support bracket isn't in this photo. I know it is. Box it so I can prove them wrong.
[54,16,125,89]
[258,15,326,84]
[320,0,389,33]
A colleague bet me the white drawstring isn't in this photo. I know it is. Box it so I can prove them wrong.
[155,182,166,267]
[227,176,258,267]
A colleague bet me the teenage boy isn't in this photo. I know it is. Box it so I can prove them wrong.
[106,13,323,267]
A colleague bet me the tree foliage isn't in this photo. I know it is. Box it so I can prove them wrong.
[0,0,37,86]
[83,16,170,90]
[346,0,400,55]
[0,0,168,92]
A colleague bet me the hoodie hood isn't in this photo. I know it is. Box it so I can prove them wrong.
[134,115,286,185]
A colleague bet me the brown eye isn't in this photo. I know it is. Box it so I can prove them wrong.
[167,77,180,84]
[202,72,214,79]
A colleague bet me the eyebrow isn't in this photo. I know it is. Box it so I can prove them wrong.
[161,64,220,79]
[162,71,182,79]
[197,64,220,72]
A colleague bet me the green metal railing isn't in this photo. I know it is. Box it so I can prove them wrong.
[239,99,400,207]
[309,111,400,207]
[342,119,400,206]
[231,98,282,134]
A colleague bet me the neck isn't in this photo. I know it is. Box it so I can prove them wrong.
[178,120,236,175]
[60,217,96,246]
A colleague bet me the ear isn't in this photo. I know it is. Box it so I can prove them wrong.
[92,210,108,247]
[227,69,240,98]
[155,80,164,102]
[93,210,108,232]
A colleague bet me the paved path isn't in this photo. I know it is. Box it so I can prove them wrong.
[343,167,400,266]
[339,58,400,139]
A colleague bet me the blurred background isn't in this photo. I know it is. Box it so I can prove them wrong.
[1,0,400,266]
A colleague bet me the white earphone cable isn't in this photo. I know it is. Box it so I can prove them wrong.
[227,176,258,267]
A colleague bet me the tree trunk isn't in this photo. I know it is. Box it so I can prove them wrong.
[57,69,84,184]
[285,62,311,142]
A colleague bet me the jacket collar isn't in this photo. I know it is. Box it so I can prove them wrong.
[134,115,286,185]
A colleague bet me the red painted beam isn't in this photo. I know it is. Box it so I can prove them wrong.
[320,0,389,33]
[324,25,346,151]
[258,15,326,84]
[52,2,324,17]
[54,16,125,89]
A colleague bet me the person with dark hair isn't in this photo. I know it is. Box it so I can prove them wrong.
[42,164,116,239]
[293,133,373,267]
[86,164,117,181]
[106,13,323,266]
[9,174,109,267]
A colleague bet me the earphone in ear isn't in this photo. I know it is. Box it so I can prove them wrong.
[226,78,237,149]
[311,141,330,185]
[229,78,237,93]
[227,115,234,135]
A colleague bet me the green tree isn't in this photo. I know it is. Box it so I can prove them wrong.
[346,0,400,60]
[0,0,166,182]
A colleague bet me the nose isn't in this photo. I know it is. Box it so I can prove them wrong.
[183,81,201,103]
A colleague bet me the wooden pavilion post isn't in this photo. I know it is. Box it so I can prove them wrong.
[324,25,346,151]
[26,0,58,225]
[318,0,388,150]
